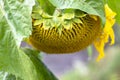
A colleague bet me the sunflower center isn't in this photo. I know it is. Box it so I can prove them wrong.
[29,14,102,53]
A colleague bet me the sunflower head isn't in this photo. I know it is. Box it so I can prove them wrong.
[29,7,102,53]
[28,3,116,62]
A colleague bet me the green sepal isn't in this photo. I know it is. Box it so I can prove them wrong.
[32,0,104,33]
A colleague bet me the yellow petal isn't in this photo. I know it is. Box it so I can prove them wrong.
[94,39,105,62]
[105,4,116,19]
[104,4,116,45]
[94,4,116,62]
[109,28,115,45]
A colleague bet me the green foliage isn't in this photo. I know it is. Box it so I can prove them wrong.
[0,0,34,46]
[22,48,58,80]
[107,0,120,25]
[48,0,106,25]
[36,0,55,15]
[3,73,23,80]
[0,19,57,79]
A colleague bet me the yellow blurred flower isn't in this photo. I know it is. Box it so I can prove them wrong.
[94,4,116,62]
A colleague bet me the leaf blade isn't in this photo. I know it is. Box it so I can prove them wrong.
[48,0,105,24]
[0,0,34,46]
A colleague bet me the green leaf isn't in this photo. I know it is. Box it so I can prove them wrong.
[0,0,34,46]
[22,48,58,80]
[0,0,45,79]
[4,73,23,80]
[0,19,36,79]
[48,0,105,24]
[0,21,57,79]
[36,0,55,15]
[0,0,58,79]
[107,0,120,25]
[0,20,41,80]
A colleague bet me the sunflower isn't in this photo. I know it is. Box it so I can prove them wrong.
[28,4,116,61]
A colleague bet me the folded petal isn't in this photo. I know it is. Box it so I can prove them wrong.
[94,4,116,62]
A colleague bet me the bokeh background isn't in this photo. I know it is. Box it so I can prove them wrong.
[41,24,120,80]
